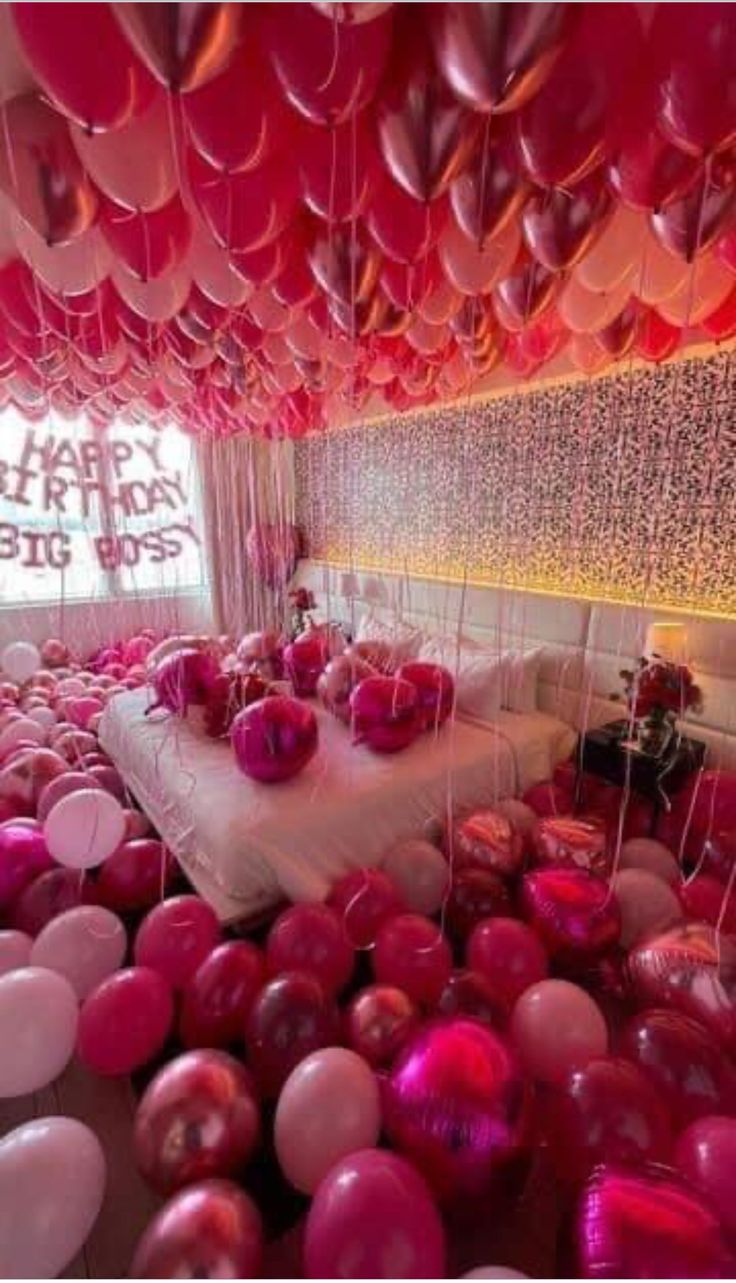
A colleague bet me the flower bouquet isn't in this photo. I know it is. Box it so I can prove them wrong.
[614,657,703,756]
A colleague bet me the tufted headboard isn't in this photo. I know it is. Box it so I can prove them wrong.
[293,560,736,771]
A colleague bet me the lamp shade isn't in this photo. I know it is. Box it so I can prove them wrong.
[645,622,688,663]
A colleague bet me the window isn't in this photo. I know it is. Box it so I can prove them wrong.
[0,408,206,605]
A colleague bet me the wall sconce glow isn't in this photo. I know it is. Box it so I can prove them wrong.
[645,622,689,662]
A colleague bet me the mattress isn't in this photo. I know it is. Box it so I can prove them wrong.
[100,688,576,923]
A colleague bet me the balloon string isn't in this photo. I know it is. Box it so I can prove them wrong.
[317,7,342,92]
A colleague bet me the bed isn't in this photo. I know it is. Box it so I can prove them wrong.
[100,688,576,924]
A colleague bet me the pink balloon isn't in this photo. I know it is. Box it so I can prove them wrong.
[231,696,318,783]
[628,922,736,1050]
[558,273,632,334]
[179,940,266,1050]
[327,867,405,949]
[134,1050,261,1196]
[350,676,420,754]
[0,822,53,909]
[0,928,31,976]
[467,917,549,1012]
[70,90,177,212]
[395,661,454,731]
[676,1116,736,1241]
[131,1179,263,1280]
[436,968,507,1030]
[77,966,174,1076]
[275,1047,381,1193]
[452,809,525,877]
[520,867,621,965]
[374,914,452,1007]
[440,219,520,295]
[134,895,221,990]
[266,903,354,997]
[304,1148,446,1278]
[612,869,682,948]
[0,966,78,1096]
[576,205,647,293]
[383,840,449,916]
[0,1116,106,1279]
[344,983,419,1068]
[622,1009,736,1128]
[31,905,127,1000]
[657,252,734,327]
[96,838,174,912]
[618,837,680,885]
[11,866,95,937]
[384,1019,529,1200]
[511,978,608,1084]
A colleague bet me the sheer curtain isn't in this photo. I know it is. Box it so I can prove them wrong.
[197,435,296,638]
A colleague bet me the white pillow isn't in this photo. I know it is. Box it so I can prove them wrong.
[356,613,423,666]
[502,647,543,714]
[419,635,503,721]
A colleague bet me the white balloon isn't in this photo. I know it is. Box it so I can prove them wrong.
[0,967,78,1097]
[1,641,41,685]
[56,677,86,698]
[44,789,126,870]
[0,1116,106,1279]
[0,929,32,977]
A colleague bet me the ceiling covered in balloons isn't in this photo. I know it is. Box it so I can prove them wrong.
[0,2,733,441]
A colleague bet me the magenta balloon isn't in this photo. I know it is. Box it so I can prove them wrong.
[134,1050,261,1196]
[576,1165,735,1278]
[530,814,609,878]
[628,922,736,1050]
[344,983,419,1069]
[231,696,318,783]
[283,632,329,696]
[304,1148,446,1278]
[548,1057,673,1186]
[266,903,354,997]
[318,654,375,724]
[374,913,452,1007]
[520,867,621,965]
[0,821,54,909]
[131,1178,263,1279]
[11,866,94,936]
[511,979,608,1084]
[445,868,513,942]
[621,1009,736,1127]
[395,661,454,731]
[676,1116,736,1242]
[179,941,266,1050]
[384,1019,529,1200]
[77,966,174,1076]
[327,867,405,948]
[245,971,340,1098]
[95,838,175,912]
[350,676,420,754]
[275,1046,382,1194]
[134,895,221,990]
[436,968,507,1030]
[382,840,449,916]
[149,648,219,716]
[680,872,736,935]
[467,917,549,1011]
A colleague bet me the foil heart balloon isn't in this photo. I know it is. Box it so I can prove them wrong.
[577,1165,735,1278]
[531,815,609,877]
[350,676,420,754]
[452,808,524,877]
[395,661,454,731]
[521,868,621,965]
[627,922,736,1051]
[383,1018,529,1200]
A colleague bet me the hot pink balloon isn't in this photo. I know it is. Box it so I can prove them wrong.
[520,867,621,965]
[676,1116,736,1242]
[131,1179,263,1280]
[622,1009,736,1128]
[395,661,454,731]
[467,917,549,1011]
[266,903,354,997]
[511,978,608,1084]
[304,1148,446,1279]
[374,914,452,1007]
[344,983,419,1069]
[77,966,174,1077]
[245,971,340,1098]
[0,822,53,909]
[231,696,318,783]
[134,895,221,990]
[96,839,174,912]
[327,867,405,949]
[179,940,266,1050]
[350,676,420,754]
[275,1046,382,1194]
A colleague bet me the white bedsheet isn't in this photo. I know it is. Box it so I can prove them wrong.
[100,688,575,922]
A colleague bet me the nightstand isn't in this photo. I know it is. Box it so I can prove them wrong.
[575,720,706,836]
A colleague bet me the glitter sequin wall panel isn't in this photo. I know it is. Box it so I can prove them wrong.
[295,353,735,619]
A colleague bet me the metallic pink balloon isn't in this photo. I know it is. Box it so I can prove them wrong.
[452,809,524,877]
[131,1178,263,1279]
[344,983,420,1068]
[577,1165,735,1278]
[317,654,375,724]
[531,815,609,877]
[628,923,736,1051]
[622,1009,736,1127]
[350,676,420,754]
[266,902,355,997]
[0,821,53,908]
[149,648,219,716]
[395,661,454,731]
[676,1116,736,1242]
[134,1050,261,1196]
[231,696,318,783]
[283,632,329,697]
[384,1019,529,1200]
[134,895,221,990]
[521,868,621,965]
[304,1148,446,1278]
